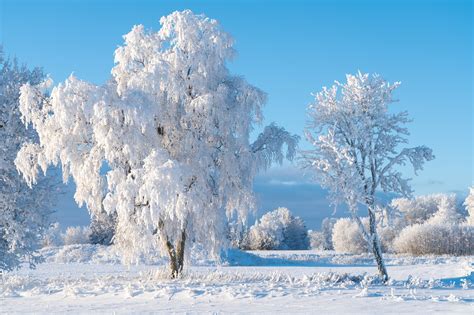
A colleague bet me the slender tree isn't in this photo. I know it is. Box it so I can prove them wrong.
[301,72,434,281]
[0,48,54,271]
[16,10,298,277]
[463,187,474,225]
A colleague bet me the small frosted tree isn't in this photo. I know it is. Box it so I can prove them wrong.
[0,48,54,271]
[463,187,474,225]
[301,72,434,281]
[426,194,462,226]
[321,217,337,250]
[16,10,298,277]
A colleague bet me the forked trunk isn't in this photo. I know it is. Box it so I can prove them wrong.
[163,228,186,278]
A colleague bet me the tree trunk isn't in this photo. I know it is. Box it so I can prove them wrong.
[163,228,186,279]
[368,205,389,282]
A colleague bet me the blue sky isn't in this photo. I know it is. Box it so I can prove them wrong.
[1,0,472,228]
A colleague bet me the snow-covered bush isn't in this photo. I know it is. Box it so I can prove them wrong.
[332,217,397,254]
[393,223,474,256]
[332,218,369,254]
[308,230,325,250]
[62,226,91,246]
[243,207,309,250]
[42,222,63,247]
[391,194,450,226]
[393,195,473,256]
[377,224,400,253]
[425,194,462,226]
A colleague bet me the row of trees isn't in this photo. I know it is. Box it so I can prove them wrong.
[1,10,457,281]
[313,193,474,255]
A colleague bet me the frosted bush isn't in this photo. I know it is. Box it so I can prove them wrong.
[332,217,396,254]
[332,218,369,254]
[393,223,474,255]
[42,222,63,247]
[426,194,462,226]
[308,230,325,250]
[393,195,472,256]
[244,226,282,250]
[378,225,399,253]
[62,226,91,245]
[243,207,309,250]
[391,194,459,226]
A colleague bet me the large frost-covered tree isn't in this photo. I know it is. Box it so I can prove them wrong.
[0,48,54,271]
[16,10,298,277]
[301,72,434,281]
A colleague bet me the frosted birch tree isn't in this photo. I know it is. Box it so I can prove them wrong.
[0,48,54,271]
[16,10,298,277]
[301,72,434,281]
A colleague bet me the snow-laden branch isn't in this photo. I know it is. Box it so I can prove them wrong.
[251,123,299,170]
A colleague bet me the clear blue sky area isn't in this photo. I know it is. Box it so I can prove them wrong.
[0,0,472,228]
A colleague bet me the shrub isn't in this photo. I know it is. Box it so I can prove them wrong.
[243,207,310,250]
[425,194,463,226]
[62,226,91,245]
[308,230,325,250]
[391,193,461,226]
[393,223,474,255]
[332,218,369,254]
[42,222,63,247]
[378,225,399,253]
[332,217,397,254]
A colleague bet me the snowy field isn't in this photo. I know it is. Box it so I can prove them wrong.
[1,245,473,314]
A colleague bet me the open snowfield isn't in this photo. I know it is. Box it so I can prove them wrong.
[0,245,473,314]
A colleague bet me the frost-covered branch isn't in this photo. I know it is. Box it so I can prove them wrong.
[251,123,299,170]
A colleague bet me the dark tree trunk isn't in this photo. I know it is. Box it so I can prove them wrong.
[367,202,389,282]
[163,228,186,279]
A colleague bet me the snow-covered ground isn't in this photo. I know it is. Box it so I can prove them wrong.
[1,246,473,314]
